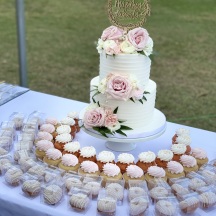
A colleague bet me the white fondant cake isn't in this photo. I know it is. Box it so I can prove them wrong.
[83,26,161,137]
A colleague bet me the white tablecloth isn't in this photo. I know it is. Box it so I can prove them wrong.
[0,91,215,216]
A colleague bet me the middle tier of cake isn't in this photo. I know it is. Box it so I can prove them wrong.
[90,77,157,132]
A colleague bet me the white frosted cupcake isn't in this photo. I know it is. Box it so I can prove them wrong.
[172,128,190,142]
[56,125,71,135]
[43,148,62,166]
[97,151,115,171]
[63,141,80,157]
[116,153,135,174]
[35,140,54,159]
[145,166,167,182]
[191,148,208,167]
[37,131,53,142]
[171,144,187,162]
[45,117,58,127]
[78,146,97,163]
[180,155,198,174]
[58,154,80,172]
[173,135,191,154]
[166,161,185,179]
[40,124,55,136]
[155,150,173,168]
[136,151,156,172]
[78,160,100,177]
[54,133,72,151]
[60,117,76,134]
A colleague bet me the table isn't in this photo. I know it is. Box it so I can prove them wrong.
[0,91,216,216]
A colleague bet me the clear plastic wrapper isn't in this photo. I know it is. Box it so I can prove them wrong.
[20,173,42,198]
[0,155,13,175]
[198,191,216,211]
[0,121,15,136]
[0,135,13,151]
[178,192,200,214]
[97,189,117,216]
[168,176,189,186]
[19,157,38,172]
[105,179,125,205]
[0,129,15,142]
[129,196,150,216]
[186,172,207,191]
[28,111,46,127]
[41,181,64,206]
[147,178,171,191]
[197,169,216,185]
[44,166,63,183]
[14,149,31,162]
[0,146,9,156]
[14,140,33,151]
[68,187,91,214]
[63,173,83,192]
[27,164,46,180]
[209,159,216,167]
[149,185,172,203]
[4,166,23,187]
[18,132,35,142]
[82,176,102,199]
[9,112,25,130]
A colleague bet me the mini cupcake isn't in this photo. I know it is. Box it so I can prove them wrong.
[171,144,187,162]
[171,184,190,196]
[54,133,72,151]
[35,140,54,159]
[150,186,169,202]
[188,178,206,191]
[78,146,97,163]
[22,179,41,197]
[172,128,190,143]
[191,148,208,167]
[45,117,58,127]
[97,151,115,171]
[43,184,63,205]
[105,182,124,202]
[116,153,135,174]
[58,154,80,172]
[155,150,173,168]
[62,141,80,157]
[56,125,71,136]
[123,165,145,188]
[78,160,100,177]
[100,163,122,186]
[179,196,199,214]
[36,131,53,143]
[166,161,185,179]
[40,123,55,137]
[155,200,176,216]
[67,111,80,132]
[136,151,156,172]
[199,192,216,208]
[60,117,76,138]
[5,167,23,186]
[145,166,167,183]
[180,155,198,174]
[172,135,191,154]
[129,197,149,216]
[97,196,116,215]
[43,148,62,166]
[65,177,83,192]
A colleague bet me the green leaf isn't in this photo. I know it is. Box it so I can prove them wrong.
[142,95,147,101]
[92,85,98,88]
[92,91,100,98]
[130,97,135,103]
[137,50,145,56]
[116,129,127,137]
[90,89,98,92]
[113,107,118,114]
[138,99,143,104]
[93,127,108,138]
[118,120,126,123]
[92,97,96,103]
[97,101,100,107]
[120,125,133,130]
[144,91,150,94]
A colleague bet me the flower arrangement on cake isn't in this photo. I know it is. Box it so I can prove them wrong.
[97,26,153,56]
[91,72,150,104]
[82,103,132,137]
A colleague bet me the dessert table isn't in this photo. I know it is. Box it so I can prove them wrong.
[0,90,215,216]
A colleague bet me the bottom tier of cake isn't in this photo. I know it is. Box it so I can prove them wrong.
[90,77,157,131]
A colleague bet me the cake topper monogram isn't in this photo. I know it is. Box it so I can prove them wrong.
[107,0,150,31]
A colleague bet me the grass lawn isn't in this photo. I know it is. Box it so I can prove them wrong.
[0,0,215,131]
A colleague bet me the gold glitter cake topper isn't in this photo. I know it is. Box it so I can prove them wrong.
[107,0,150,31]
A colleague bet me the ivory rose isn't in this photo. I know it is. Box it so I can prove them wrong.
[104,114,118,128]
[103,40,121,55]
[143,37,153,56]
[106,74,133,101]
[128,27,149,51]
[101,26,124,41]
[108,122,121,132]
[120,40,136,54]
[83,107,105,128]
[133,89,144,100]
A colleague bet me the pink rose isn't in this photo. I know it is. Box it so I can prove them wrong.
[83,107,105,128]
[104,114,118,127]
[128,27,149,51]
[132,89,143,100]
[103,40,121,55]
[101,26,124,41]
[106,74,133,101]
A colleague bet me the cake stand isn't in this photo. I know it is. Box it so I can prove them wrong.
[80,108,166,152]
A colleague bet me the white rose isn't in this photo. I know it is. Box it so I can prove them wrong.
[143,37,153,56]
[98,78,107,94]
[103,40,120,55]
[120,40,136,54]
[108,122,121,132]
[129,74,139,89]
[86,103,99,111]
[97,38,104,54]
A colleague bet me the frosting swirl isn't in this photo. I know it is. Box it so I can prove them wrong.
[40,124,55,133]
[64,141,80,153]
[103,163,120,177]
[138,151,156,163]
[117,153,134,164]
[56,125,71,134]
[80,161,98,173]
[62,154,78,166]
[55,133,72,143]
[37,131,53,141]
[180,155,197,167]
[171,144,186,155]
[199,192,216,205]
[45,117,58,126]
[46,148,62,160]
[97,151,115,163]
[126,165,144,178]
[175,135,191,145]
[60,117,75,126]
[167,161,184,174]
[67,111,79,119]
[147,166,165,178]
[191,148,207,159]
[155,200,175,215]
[80,146,96,158]
[157,150,173,161]
[36,140,54,151]
[176,128,190,136]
